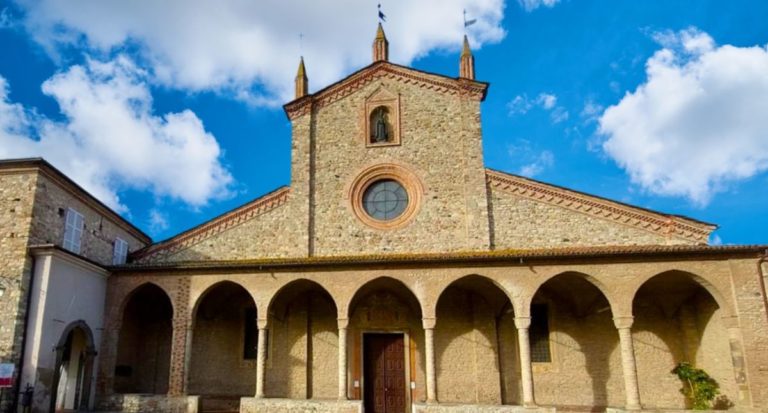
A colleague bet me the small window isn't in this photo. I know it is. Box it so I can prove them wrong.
[243,307,258,360]
[113,238,128,265]
[63,208,84,254]
[530,304,551,362]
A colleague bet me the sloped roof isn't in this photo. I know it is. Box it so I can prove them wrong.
[283,60,489,120]
[486,168,716,244]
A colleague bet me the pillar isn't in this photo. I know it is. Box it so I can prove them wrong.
[255,319,268,398]
[515,316,536,407]
[423,318,437,403]
[168,317,189,395]
[614,316,641,410]
[338,318,349,400]
[722,316,751,404]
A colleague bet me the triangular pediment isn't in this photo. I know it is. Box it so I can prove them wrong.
[283,61,488,120]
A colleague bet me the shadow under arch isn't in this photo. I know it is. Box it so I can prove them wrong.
[346,276,424,320]
[434,274,518,405]
[114,283,174,394]
[267,278,339,399]
[51,320,97,413]
[116,281,175,321]
[631,270,735,409]
[187,281,258,404]
[529,271,620,409]
[525,271,616,317]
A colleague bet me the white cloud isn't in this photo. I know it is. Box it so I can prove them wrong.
[508,92,569,124]
[0,56,233,212]
[518,0,561,12]
[507,139,555,177]
[148,208,170,234]
[14,0,505,105]
[598,28,768,205]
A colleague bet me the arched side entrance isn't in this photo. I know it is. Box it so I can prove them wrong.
[265,279,338,399]
[347,277,424,413]
[188,281,257,412]
[632,271,737,409]
[529,272,623,409]
[52,321,97,412]
[435,275,517,405]
[114,283,173,394]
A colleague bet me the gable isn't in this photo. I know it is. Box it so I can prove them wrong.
[486,169,714,247]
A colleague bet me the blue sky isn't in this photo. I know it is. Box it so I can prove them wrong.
[0,0,766,245]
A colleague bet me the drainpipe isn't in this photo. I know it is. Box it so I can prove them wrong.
[758,249,768,322]
[12,253,37,413]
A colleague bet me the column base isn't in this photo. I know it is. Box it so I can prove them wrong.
[240,398,362,413]
[413,403,554,413]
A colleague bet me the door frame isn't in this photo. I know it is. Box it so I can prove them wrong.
[359,330,412,413]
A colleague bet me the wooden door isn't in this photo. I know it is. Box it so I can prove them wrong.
[364,333,406,413]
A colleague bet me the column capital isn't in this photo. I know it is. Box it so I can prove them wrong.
[337,318,349,329]
[613,316,634,330]
[514,316,531,329]
[257,318,269,330]
[422,317,437,330]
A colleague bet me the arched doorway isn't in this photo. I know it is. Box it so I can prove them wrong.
[529,272,622,408]
[348,277,424,413]
[188,281,257,412]
[265,279,338,399]
[435,275,517,405]
[632,271,736,409]
[114,283,173,394]
[52,321,96,412]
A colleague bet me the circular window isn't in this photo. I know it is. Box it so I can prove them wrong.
[348,163,424,230]
[363,179,409,220]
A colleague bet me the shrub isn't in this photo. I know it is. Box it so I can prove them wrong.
[671,362,721,410]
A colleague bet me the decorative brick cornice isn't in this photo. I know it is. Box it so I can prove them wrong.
[486,169,715,244]
[132,187,291,263]
[284,62,488,120]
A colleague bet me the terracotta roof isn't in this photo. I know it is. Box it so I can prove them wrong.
[0,158,151,243]
[113,244,768,273]
[486,168,715,244]
[132,186,290,262]
[283,61,489,120]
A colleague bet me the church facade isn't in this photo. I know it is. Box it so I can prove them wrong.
[1,25,767,413]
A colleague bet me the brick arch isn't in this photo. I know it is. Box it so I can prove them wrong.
[190,279,258,323]
[628,269,735,319]
[117,281,175,320]
[433,273,517,318]
[521,271,618,318]
[266,278,339,319]
[344,276,425,320]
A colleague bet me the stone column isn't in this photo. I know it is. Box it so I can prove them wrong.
[338,318,349,400]
[515,316,536,407]
[255,319,269,398]
[168,317,190,395]
[423,318,437,404]
[614,316,641,410]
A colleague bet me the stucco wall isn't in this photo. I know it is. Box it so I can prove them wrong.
[20,251,108,413]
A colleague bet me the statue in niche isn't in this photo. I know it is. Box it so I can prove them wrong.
[371,106,390,143]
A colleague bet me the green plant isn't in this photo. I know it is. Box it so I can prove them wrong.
[671,362,721,410]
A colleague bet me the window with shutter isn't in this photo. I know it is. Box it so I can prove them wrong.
[113,238,128,265]
[63,208,84,254]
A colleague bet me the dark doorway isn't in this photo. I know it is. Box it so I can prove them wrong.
[364,333,406,413]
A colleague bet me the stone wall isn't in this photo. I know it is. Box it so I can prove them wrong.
[0,170,38,411]
[489,184,684,249]
[29,173,147,266]
[240,398,362,413]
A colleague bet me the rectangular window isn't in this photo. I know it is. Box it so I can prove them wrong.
[530,304,552,362]
[63,208,84,254]
[243,307,258,360]
[113,238,128,265]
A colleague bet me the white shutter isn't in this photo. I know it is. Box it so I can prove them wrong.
[113,238,128,265]
[63,208,84,254]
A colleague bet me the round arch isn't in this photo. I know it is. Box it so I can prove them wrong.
[345,276,425,319]
[51,320,97,412]
[434,274,514,317]
[117,281,175,320]
[190,280,258,323]
[522,271,618,318]
[629,269,734,318]
[266,278,339,318]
